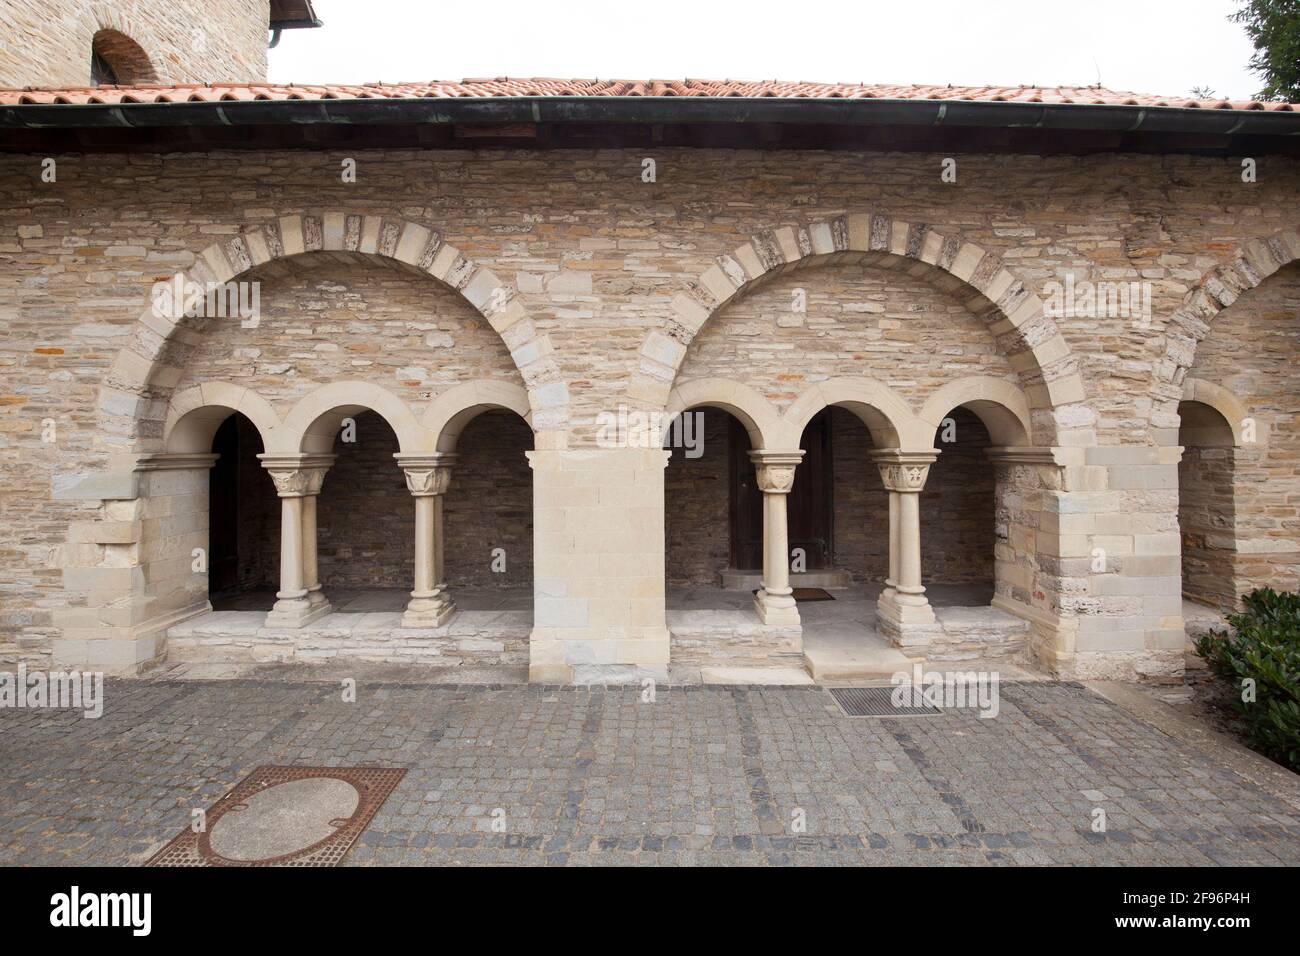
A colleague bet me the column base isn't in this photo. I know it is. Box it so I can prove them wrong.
[754,589,801,626]
[265,597,331,629]
[875,591,938,651]
[401,593,457,628]
[306,585,329,609]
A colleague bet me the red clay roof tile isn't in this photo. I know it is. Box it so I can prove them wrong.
[1,79,1295,110]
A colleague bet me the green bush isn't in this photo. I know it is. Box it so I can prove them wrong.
[1194,588,1300,771]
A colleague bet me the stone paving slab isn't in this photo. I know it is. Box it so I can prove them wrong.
[1,680,1298,866]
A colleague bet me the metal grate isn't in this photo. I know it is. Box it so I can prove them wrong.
[146,765,406,867]
[828,686,942,717]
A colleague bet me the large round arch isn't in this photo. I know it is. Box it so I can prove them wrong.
[628,214,1088,447]
[97,211,568,461]
[1156,228,1300,434]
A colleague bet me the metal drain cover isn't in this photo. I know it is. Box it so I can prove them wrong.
[147,765,406,867]
[829,686,942,717]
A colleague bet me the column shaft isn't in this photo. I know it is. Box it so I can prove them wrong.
[260,454,333,628]
[872,452,938,647]
[397,453,458,629]
[412,494,435,597]
[277,495,306,599]
[884,489,900,597]
[895,489,927,605]
[302,493,328,607]
[749,450,803,627]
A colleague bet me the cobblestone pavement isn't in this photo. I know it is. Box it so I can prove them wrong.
[2,679,1298,866]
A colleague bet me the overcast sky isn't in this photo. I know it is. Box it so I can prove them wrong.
[268,0,1263,101]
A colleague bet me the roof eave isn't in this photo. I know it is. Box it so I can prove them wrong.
[2,95,1296,136]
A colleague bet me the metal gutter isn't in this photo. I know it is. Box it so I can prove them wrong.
[1,95,1297,138]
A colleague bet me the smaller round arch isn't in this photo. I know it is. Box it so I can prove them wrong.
[918,377,1033,448]
[90,28,159,84]
[785,378,922,451]
[273,381,428,454]
[1181,378,1262,449]
[666,378,787,450]
[163,383,280,454]
[422,380,533,452]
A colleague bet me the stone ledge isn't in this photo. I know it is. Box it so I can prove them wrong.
[166,610,530,667]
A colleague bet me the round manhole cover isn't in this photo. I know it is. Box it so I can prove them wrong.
[208,776,360,862]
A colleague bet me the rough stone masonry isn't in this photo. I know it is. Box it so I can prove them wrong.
[1,1,1299,685]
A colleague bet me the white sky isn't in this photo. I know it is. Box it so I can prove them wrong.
[268,0,1263,101]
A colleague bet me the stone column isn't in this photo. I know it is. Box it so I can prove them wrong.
[872,451,939,649]
[749,450,805,626]
[395,453,458,628]
[259,454,333,628]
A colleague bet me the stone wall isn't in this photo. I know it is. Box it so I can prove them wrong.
[317,411,412,591]
[1182,261,1300,607]
[922,408,995,586]
[172,255,522,427]
[178,406,535,602]
[830,406,888,581]
[664,406,994,588]
[677,261,1015,413]
[1178,443,1237,610]
[664,409,731,587]
[0,0,270,87]
[443,410,534,590]
[2,144,1298,679]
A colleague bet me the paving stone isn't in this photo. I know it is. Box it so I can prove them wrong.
[0,679,1297,866]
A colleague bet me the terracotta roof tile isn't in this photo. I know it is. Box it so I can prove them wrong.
[1,78,1295,110]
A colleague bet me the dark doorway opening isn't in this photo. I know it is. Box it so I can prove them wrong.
[208,412,274,601]
[728,409,833,571]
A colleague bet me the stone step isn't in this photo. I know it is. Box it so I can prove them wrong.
[933,605,1032,635]
[666,609,801,639]
[802,625,918,681]
[698,666,815,685]
[717,568,852,591]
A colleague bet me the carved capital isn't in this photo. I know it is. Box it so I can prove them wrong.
[748,450,804,495]
[395,452,458,497]
[257,454,336,498]
[871,451,938,493]
[269,469,310,497]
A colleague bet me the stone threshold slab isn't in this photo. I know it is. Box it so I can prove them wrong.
[169,609,531,639]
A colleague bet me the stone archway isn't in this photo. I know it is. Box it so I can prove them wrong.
[97,211,567,467]
[1155,228,1300,435]
[628,214,1087,447]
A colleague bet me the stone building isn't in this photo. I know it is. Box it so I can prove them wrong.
[2,1,1299,684]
